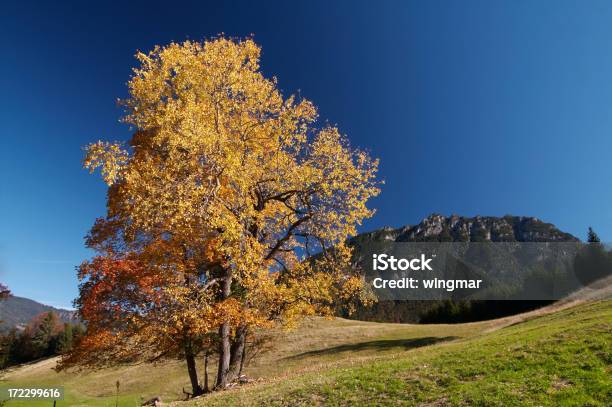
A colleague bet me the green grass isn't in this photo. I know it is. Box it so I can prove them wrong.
[1,301,610,406]
[191,301,612,407]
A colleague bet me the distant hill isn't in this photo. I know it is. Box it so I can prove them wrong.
[0,295,78,332]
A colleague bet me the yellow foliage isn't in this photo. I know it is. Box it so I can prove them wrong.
[74,37,380,369]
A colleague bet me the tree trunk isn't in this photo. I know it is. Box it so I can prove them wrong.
[238,334,247,376]
[203,352,210,393]
[185,344,202,397]
[228,325,247,379]
[215,269,233,389]
[216,323,231,388]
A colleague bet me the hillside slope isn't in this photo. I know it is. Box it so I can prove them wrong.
[1,316,495,406]
[2,294,609,406]
[189,300,611,406]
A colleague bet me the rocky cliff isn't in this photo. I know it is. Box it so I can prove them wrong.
[351,214,578,246]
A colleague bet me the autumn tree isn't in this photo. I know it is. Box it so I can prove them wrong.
[60,249,224,396]
[64,37,380,392]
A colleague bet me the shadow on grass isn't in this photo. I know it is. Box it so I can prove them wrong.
[287,336,458,360]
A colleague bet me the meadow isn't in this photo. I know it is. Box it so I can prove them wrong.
[2,295,610,406]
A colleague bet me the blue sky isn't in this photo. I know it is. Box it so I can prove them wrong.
[2,0,612,308]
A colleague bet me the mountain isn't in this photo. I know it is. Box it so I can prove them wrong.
[0,296,78,332]
[350,214,578,246]
[345,214,581,323]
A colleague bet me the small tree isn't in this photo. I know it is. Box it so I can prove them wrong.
[574,227,612,285]
[0,330,17,368]
[29,312,62,358]
[0,283,10,368]
[57,323,74,354]
[587,226,601,243]
[0,283,10,326]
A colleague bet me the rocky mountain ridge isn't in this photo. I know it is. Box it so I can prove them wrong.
[352,214,578,245]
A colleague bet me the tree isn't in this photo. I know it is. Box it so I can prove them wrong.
[29,312,63,358]
[63,37,379,393]
[61,253,221,396]
[57,323,74,354]
[0,283,9,328]
[0,329,17,368]
[587,226,601,243]
[574,227,611,285]
[0,283,10,326]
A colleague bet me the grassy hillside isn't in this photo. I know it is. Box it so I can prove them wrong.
[190,301,612,407]
[1,316,493,406]
[1,300,610,406]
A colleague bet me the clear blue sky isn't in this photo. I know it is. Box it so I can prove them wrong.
[2,0,612,309]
